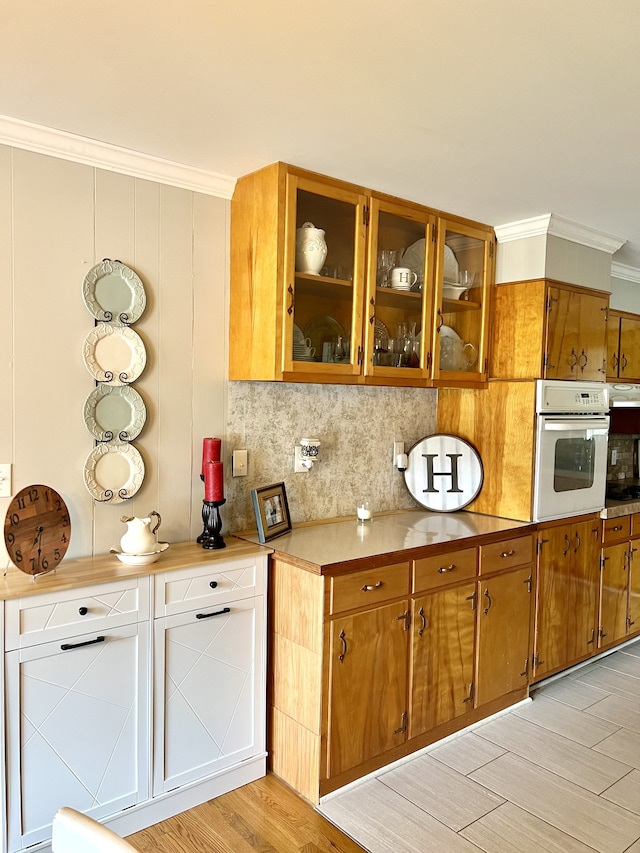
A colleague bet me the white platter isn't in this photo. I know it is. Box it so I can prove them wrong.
[83,443,145,503]
[401,239,459,284]
[83,384,146,442]
[82,323,147,385]
[82,259,146,325]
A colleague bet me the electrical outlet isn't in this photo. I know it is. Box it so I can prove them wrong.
[232,449,248,477]
[0,463,11,498]
[294,446,310,473]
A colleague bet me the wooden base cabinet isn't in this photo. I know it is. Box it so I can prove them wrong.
[269,533,534,804]
[532,517,601,680]
[598,515,640,648]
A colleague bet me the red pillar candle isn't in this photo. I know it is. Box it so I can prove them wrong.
[201,437,221,476]
[204,460,225,503]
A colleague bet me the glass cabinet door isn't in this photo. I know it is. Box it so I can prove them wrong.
[433,217,494,383]
[282,174,367,378]
[364,197,435,382]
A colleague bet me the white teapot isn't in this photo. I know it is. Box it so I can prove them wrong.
[119,510,162,554]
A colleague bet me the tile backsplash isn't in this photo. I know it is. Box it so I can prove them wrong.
[608,433,640,480]
[225,381,438,532]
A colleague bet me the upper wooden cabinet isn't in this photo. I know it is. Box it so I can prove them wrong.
[491,279,609,381]
[229,162,495,387]
[607,310,640,381]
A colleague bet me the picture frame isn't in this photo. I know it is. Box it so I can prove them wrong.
[251,482,292,543]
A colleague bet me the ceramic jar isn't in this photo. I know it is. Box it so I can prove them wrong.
[295,222,327,275]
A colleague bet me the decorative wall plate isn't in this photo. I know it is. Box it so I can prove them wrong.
[82,323,147,385]
[82,259,146,325]
[83,385,146,442]
[83,443,145,503]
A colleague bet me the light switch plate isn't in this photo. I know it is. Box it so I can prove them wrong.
[232,449,248,477]
[0,463,11,497]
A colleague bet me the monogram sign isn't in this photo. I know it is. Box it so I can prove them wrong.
[404,434,483,512]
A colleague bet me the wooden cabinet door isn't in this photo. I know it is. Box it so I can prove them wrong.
[534,520,600,679]
[628,542,640,635]
[327,601,408,778]
[619,316,640,381]
[475,567,532,706]
[607,314,621,379]
[599,543,630,647]
[577,292,608,381]
[409,583,475,738]
[545,287,580,379]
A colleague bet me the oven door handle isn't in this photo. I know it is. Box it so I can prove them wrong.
[542,421,608,432]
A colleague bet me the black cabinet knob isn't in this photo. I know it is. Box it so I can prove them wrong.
[79,606,88,616]
[209,581,218,589]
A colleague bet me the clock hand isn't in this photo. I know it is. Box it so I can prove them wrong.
[34,526,43,567]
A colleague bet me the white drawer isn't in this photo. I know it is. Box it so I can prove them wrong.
[5,577,150,650]
[154,554,266,618]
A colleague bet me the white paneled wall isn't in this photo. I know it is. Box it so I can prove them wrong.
[0,145,227,562]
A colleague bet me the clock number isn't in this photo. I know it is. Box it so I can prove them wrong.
[54,549,61,562]
[9,513,19,527]
[55,499,62,511]
[29,487,39,503]
[41,557,49,570]
[6,532,14,546]
[62,515,69,527]
[17,496,26,510]
[61,532,68,543]
[14,549,22,563]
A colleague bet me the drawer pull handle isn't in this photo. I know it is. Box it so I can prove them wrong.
[393,711,407,735]
[612,525,623,532]
[61,635,105,651]
[196,606,230,620]
[339,629,347,662]
[437,564,456,573]
[361,581,384,591]
[78,606,88,616]
[500,550,515,558]
[209,581,218,589]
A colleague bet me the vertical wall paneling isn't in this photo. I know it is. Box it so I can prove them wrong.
[157,185,195,544]
[0,147,13,520]
[12,150,95,558]
[191,193,228,540]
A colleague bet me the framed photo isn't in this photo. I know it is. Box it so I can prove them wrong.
[251,482,292,543]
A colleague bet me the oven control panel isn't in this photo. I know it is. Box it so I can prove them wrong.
[536,380,609,414]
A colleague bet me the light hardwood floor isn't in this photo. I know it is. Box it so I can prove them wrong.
[128,640,640,853]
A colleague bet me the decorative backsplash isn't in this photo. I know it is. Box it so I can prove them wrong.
[608,433,640,481]
[225,381,438,532]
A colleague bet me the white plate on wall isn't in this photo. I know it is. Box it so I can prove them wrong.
[83,443,145,503]
[82,323,147,385]
[82,259,146,326]
[83,385,147,442]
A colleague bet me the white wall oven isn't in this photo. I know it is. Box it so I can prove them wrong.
[533,380,609,522]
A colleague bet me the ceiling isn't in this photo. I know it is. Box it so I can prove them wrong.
[3,0,639,270]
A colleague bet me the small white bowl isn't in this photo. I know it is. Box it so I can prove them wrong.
[110,542,170,566]
[442,284,468,300]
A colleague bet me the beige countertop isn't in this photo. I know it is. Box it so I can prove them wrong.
[0,537,269,600]
[601,499,640,519]
[240,510,536,574]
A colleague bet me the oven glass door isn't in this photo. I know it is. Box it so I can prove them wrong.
[534,415,609,521]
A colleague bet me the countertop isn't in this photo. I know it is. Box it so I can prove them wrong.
[601,479,640,519]
[0,537,269,600]
[240,510,536,574]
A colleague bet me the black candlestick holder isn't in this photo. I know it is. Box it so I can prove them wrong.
[197,498,226,549]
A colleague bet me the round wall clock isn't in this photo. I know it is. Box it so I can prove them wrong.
[4,484,71,575]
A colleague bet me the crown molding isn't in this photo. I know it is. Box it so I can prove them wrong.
[611,262,640,284]
[495,213,625,255]
[0,114,236,199]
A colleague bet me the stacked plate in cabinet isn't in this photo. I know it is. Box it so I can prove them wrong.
[81,260,147,503]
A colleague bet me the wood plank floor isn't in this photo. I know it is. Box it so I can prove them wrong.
[127,773,364,853]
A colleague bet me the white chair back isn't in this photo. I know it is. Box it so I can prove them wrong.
[51,807,137,853]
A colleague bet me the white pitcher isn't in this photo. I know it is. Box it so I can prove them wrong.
[119,510,161,554]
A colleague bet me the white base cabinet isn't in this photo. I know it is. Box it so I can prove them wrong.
[0,541,268,853]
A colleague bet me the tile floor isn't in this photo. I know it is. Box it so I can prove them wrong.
[319,640,640,853]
